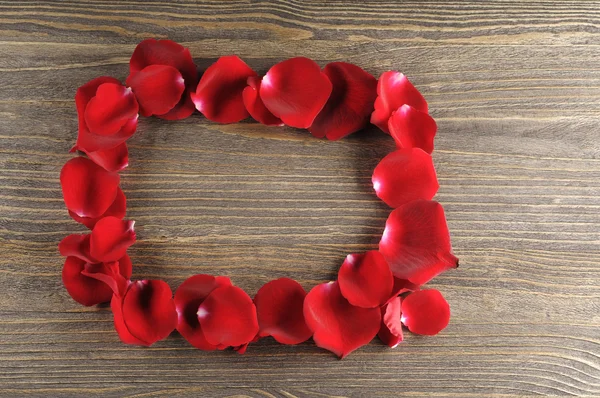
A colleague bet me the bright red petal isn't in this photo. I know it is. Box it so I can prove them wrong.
[174,274,232,350]
[62,257,113,306]
[254,278,312,345]
[259,57,332,128]
[129,39,198,87]
[121,280,178,346]
[58,234,95,263]
[89,216,136,262]
[75,142,129,173]
[372,148,439,208]
[126,65,185,117]
[337,251,393,309]
[242,76,283,126]
[197,285,259,347]
[378,296,403,347]
[310,62,377,140]
[303,281,381,358]
[69,187,126,229]
[81,258,131,297]
[111,294,146,345]
[191,56,257,123]
[388,104,437,154]
[379,200,459,284]
[76,116,138,153]
[84,83,139,137]
[371,71,428,134]
[60,157,120,218]
[401,289,450,335]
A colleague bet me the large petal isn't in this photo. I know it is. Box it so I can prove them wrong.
[197,285,259,347]
[60,157,120,218]
[372,148,439,208]
[127,65,185,117]
[84,83,139,137]
[378,296,403,348]
[310,62,377,140]
[379,200,459,285]
[69,187,126,230]
[89,216,136,262]
[254,278,312,345]
[388,104,437,154]
[76,142,129,173]
[370,71,428,134]
[401,289,450,335]
[242,76,283,126]
[174,274,232,350]
[303,281,381,358]
[337,251,393,309]
[76,77,121,136]
[259,57,332,128]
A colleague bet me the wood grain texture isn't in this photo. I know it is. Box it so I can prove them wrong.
[1,0,600,396]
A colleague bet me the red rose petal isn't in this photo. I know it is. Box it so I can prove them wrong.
[254,278,312,345]
[388,277,420,303]
[372,148,439,208]
[242,76,283,126]
[60,157,120,218]
[89,216,136,262]
[378,296,403,348]
[158,95,196,120]
[126,65,185,117]
[120,280,178,346]
[401,289,450,335]
[310,62,377,140]
[111,294,146,345]
[174,274,232,350]
[388,104,437,154]
[197,285,259,347]
[338,251,393,309]
[129,39,197,86]
[62,257,112,306]
[371,71,428,134]
[75,142,129,173]
[69,187,126,230]
[191,55,257,123]
[303,281,381,358]
[260,57,333,128]
[80,256,132,297]
[379,199,459,285]
[84,83,139,137]
[58,234,95,263]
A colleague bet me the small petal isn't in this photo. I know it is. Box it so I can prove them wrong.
[260,57,332,128]
[379,200,459,285]
[388,104,437,154]
[371,71,428,134]
[60,157,120,218]
[372,148,439,208]
[191,56,257,123]
[111,294,147,345]
[69,187,126,230]
[76,116,138,153]
[254,278,312,345]
[387,277,420,303]
[338,251,393,308]
[58,234,95,263]
[197,285,259,347]
[62,257,112,306]
[310,62,377,140]
[129,39,198,87]
[89,216,136,262]
[303,281,381,358]
[157,94,196,120]
[378,296,403,347]
[76,142,129,173]
[81,256,131,297]
[127,65,185,117]
[84,83,139,137]
[242,76,283,126]
[401,289,450,335]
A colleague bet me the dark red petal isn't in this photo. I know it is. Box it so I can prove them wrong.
[76,142,129,173]
[310,62,377,140]
[129,39,198,87]
[371,71,428,134]
[89,216,136,262]
[401,289,450,335]
[387,277,420,304]
[254,278,312,345]
[62,257,113,306]
[60,157,120,218]
[388,105,437,154]
[259,57,333,128]
[84,83,139,137]
[120,280,177,346]
[303,281,381,358]
[58,234,95,263]
[242,76,283,126]
[372,148,439,208]
[111,294,146,345]
[69,187,126,230]
[81,259,130,297]
[379,200,459,285]
[76,116,138,153]
[126,65,185,117]
[378,296,403,348]
[157,92,196,120]
[190,56,257,123]
[174,274,232,350]
[197,285,259,347]
[338,251,393,308]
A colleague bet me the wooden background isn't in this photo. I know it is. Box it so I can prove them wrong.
[1,0,599,396]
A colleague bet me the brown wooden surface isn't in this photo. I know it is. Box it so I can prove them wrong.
[1,0,600,396]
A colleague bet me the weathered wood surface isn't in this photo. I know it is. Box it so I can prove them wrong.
[1,0,599,396]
